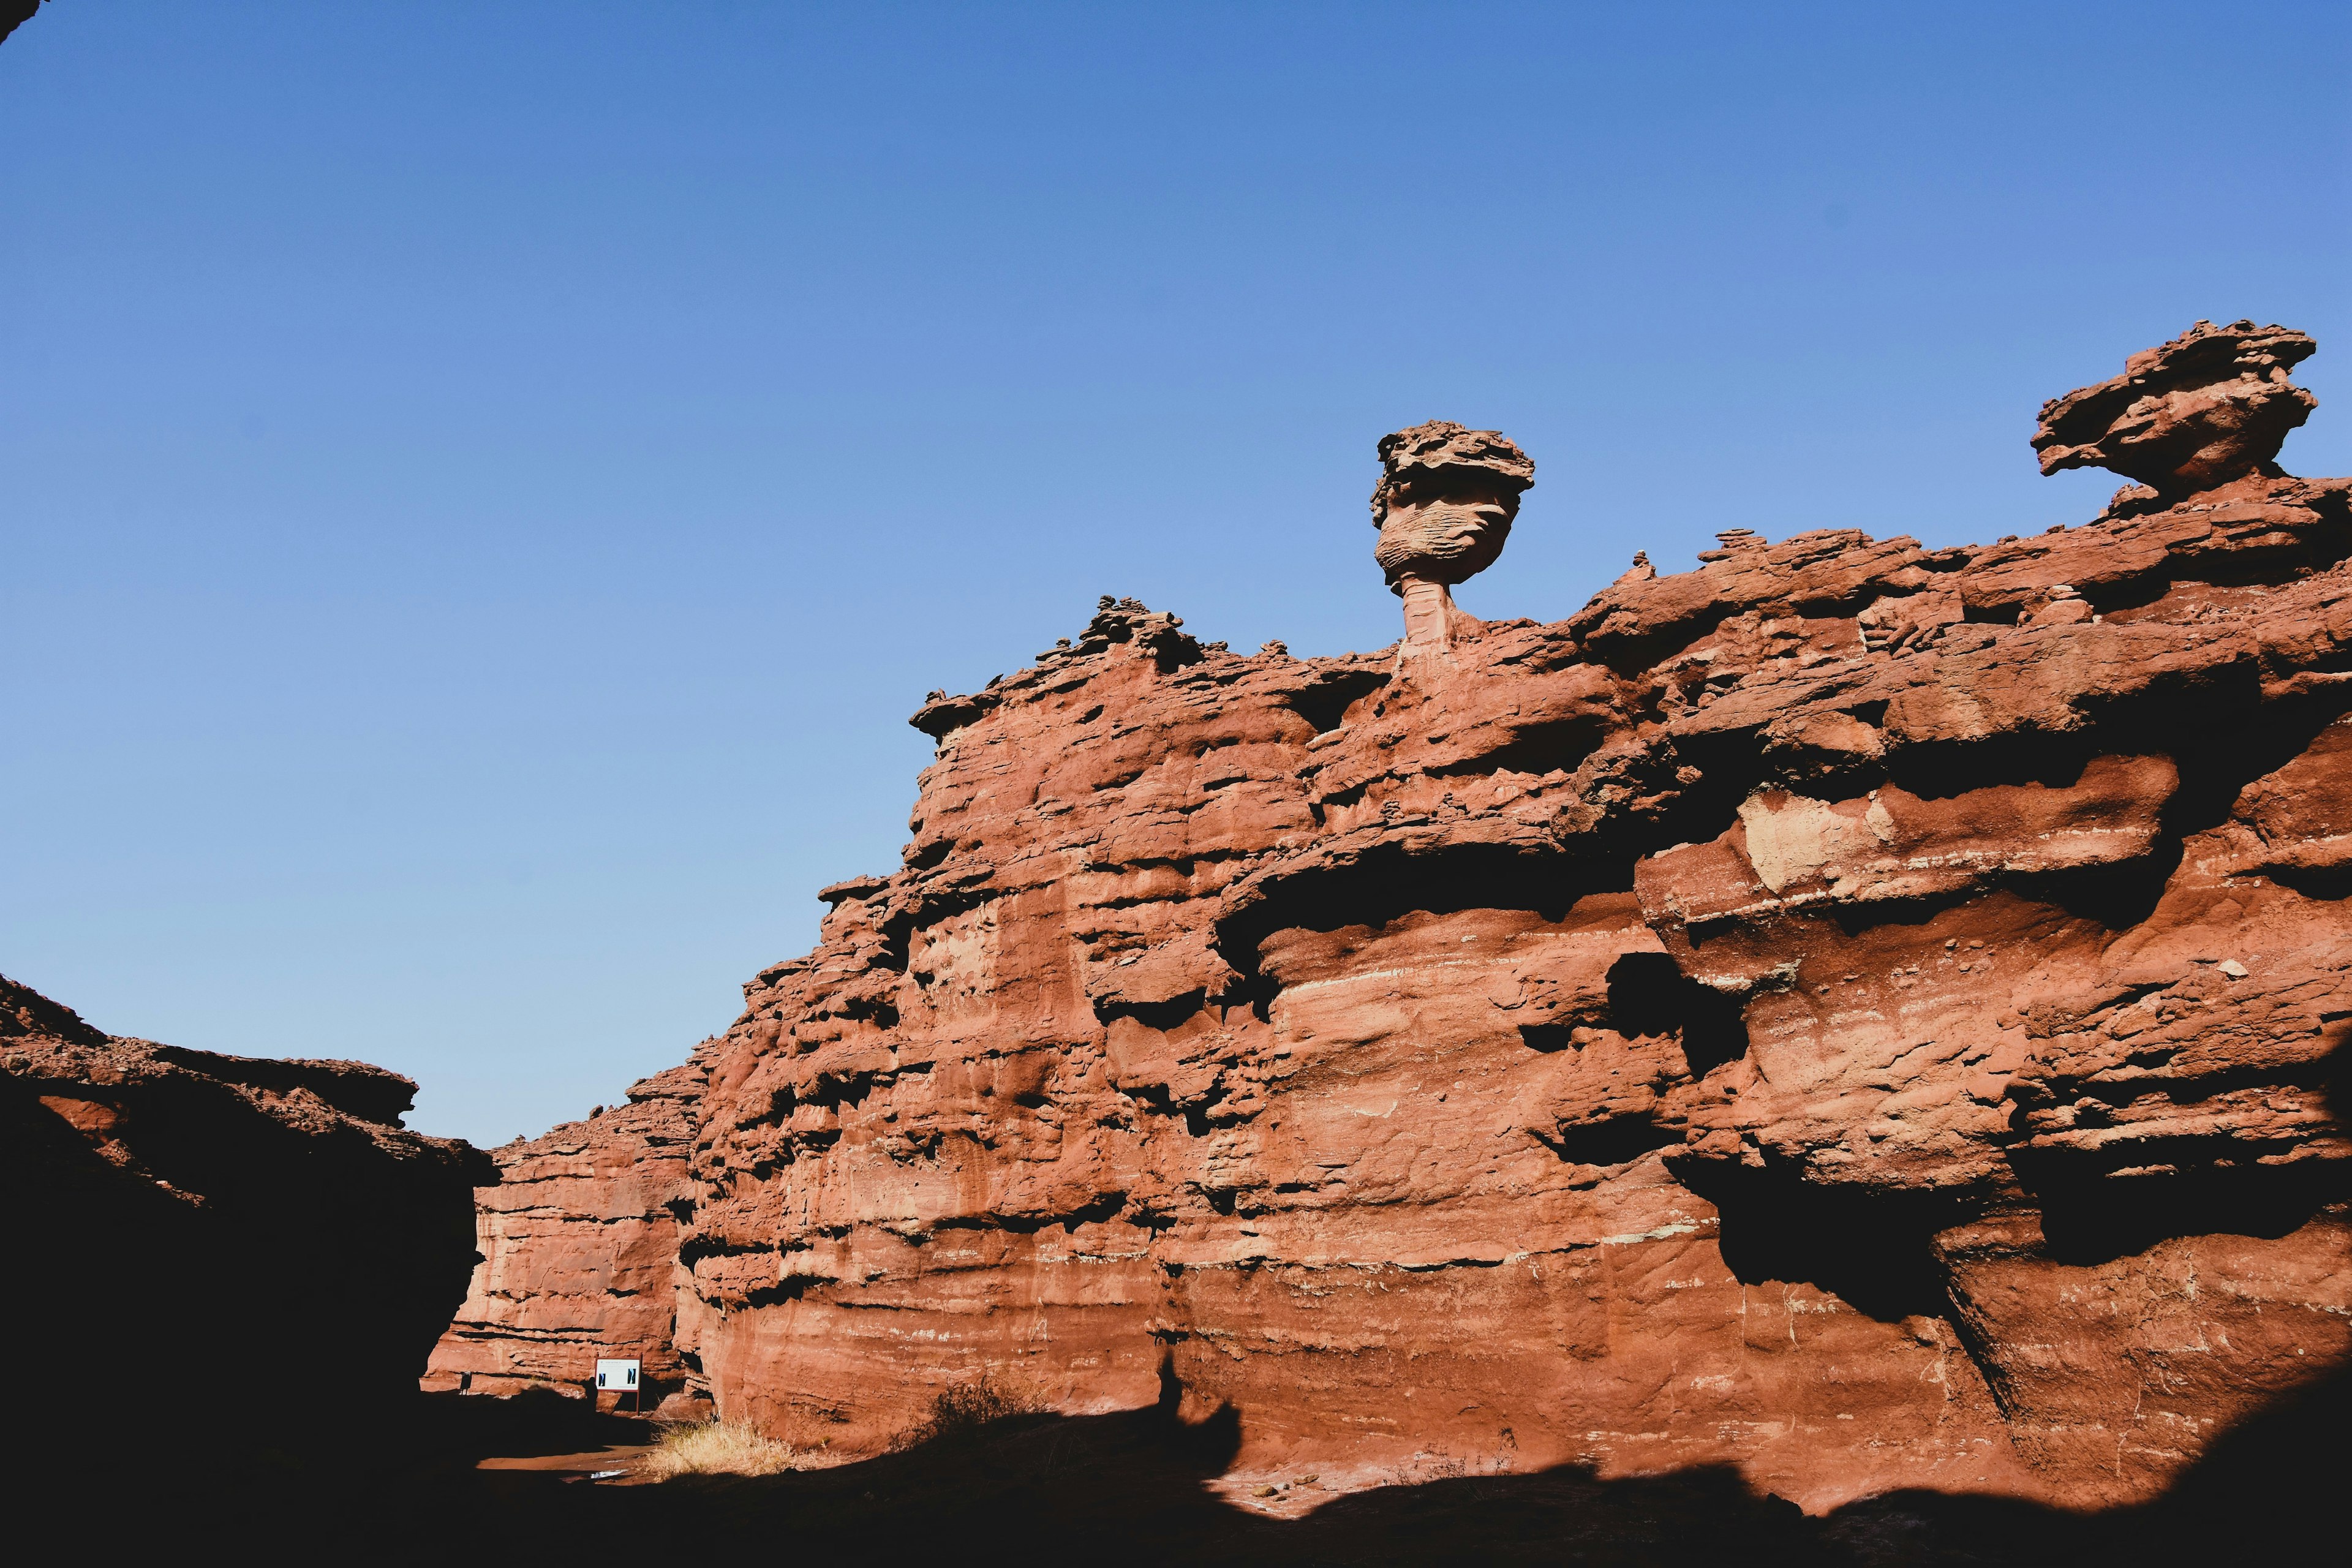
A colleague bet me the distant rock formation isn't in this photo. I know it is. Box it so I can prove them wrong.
[439,325,2351,1520]
[2,973,492,1469]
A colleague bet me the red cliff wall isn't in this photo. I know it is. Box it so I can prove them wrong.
[425,1058,706,1403]
[452,323,2352,1513]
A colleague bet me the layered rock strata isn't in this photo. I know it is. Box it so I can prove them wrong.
[424,1058,706,1406]
[2,974,492,1463]
[452,325,2351,1514]
[1370,419,1536,649]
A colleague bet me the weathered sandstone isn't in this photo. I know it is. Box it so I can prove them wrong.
[1370,418,1536,649]
[447,325,2350,1517]
[2034,318,2318,499]
[2,973,492,1464]
[424,1058,706,1407]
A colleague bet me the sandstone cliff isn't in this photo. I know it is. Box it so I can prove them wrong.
[443,322,2351,1515]
[2,973,494,1468]
[424,1058,706,1403]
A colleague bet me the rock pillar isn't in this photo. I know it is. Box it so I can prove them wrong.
[1396,576,1453,647]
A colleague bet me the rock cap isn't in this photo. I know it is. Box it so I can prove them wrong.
[1369,420,1536,592]
[1369,420,1536,527]
[2033,318,2318,495]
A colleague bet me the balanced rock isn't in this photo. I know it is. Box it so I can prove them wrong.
[2034,318,2318,497]
[440,327,2352,1521]
[1370,419,1536,649]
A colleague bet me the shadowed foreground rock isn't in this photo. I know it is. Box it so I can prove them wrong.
[1,974,492,1471]
[0,1,48,51]
[56,1354,2351,1564]
[440,325,2351,1526]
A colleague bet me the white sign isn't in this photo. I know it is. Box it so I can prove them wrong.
[594,1359,641,1391]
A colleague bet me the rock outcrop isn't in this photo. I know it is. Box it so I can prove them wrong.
[2,973,492,1466]
[424,1058,706,1407]
[2034,318,2318,499]
[445,325,2350,1517]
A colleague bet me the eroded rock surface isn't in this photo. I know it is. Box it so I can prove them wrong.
[450,327,2351,1514]
[1372,418,1536,649]
[2034,318,2318,499]
[2,973,492,1465]
[424,1058,706,1405]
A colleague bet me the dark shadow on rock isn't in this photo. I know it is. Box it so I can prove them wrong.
[411,1384,655,1463]
[2023,1156,2349,1266]
[37,1345,2352,1566]
[1602,949,1751,1073]
[2139,1357,2352,1558]
[1216,840,1630,967]
[2012,1028,2351,1265]
[1665,1156,1966,1322]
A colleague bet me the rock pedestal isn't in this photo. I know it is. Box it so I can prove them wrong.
[1395,575,1453,647]
[440,326,2352,1519]
[2034,317,2318,498]
[1370,419,1536,652]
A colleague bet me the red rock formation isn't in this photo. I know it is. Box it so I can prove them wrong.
[2034,318,2318,498]
[451,325,2351,1516]
[1371,419,1535,649]
[2,973,492,1469]
[424,1058,705,1407]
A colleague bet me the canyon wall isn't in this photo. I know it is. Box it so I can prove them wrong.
[2,973,492,1464]
[424,1058,706,1405]
[447,322,2351,1513]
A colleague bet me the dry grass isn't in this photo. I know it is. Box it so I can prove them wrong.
[642,1419,800,1478]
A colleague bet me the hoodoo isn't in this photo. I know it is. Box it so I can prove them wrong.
[432,325,2351,1519]
[1370,418,1536,651]
[2033,318,2319,499]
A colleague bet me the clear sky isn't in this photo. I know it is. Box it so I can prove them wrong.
[4,2,2346,1147]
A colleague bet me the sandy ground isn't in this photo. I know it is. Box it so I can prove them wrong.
[474,1440,657,1483]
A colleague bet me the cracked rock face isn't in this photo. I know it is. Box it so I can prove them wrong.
[3,974,492,1464]
[444,330,2351,1513]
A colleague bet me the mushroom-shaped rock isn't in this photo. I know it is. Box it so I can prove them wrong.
[1370,420,1535,650]
[2033,318,2317,497]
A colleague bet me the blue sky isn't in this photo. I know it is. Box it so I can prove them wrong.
[4,1,2346,1147]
